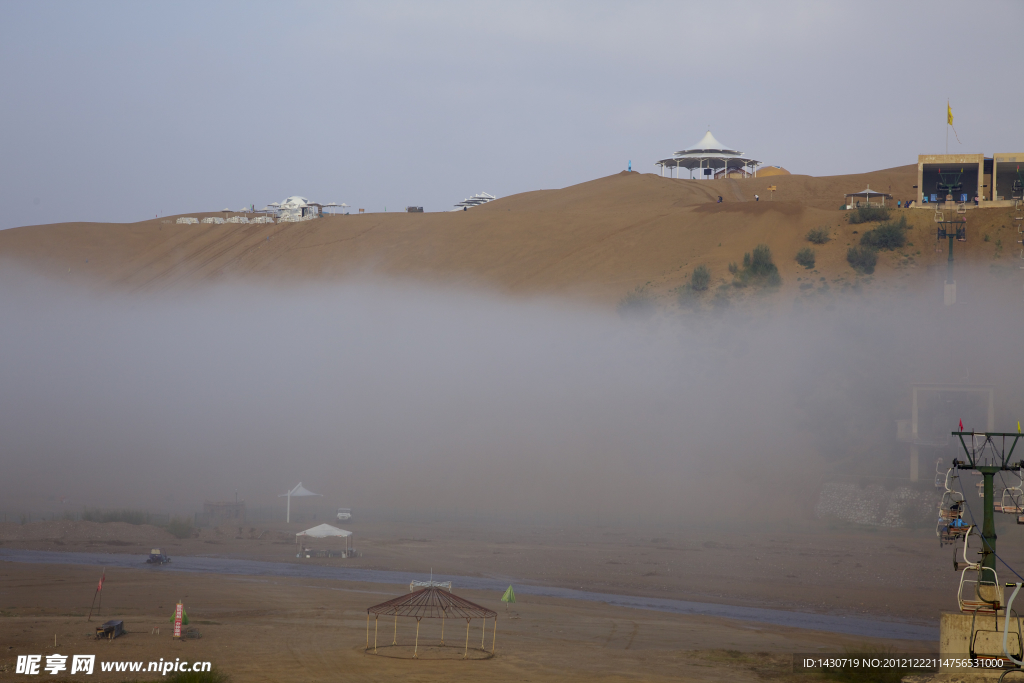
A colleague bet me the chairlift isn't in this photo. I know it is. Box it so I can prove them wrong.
[997,468,1024,515]
[954,527,1003,613]
[957,202,967,215]
[934,458,946,488]
[938,468,969,546]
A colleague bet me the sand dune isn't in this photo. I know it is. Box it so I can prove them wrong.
[1,165,1019,305]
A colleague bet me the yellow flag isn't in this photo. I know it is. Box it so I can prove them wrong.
[947,103,953,125]
[1018,420,1021,434]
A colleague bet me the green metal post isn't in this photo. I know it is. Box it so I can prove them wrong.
[947,235,955,284]
[980,468,997,576]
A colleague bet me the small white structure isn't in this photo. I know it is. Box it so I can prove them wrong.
[200,217,226,224]
[453,192,496,210]
[295,523,354,557]
[176,217,199,224]
[656,130,761,179]
[278,196,320,222]
[225,216,250,224]
[278,482,322,523]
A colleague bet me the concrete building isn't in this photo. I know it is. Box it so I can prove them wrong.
[917,153,1024,206]
[993,152,1024,202]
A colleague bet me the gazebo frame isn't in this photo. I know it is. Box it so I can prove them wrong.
[365,587,498,659]
[845,185,893,208]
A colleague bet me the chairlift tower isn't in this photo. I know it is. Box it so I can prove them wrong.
[937,169,964,204]
[935,208,966,305]
[951,432,1023,590]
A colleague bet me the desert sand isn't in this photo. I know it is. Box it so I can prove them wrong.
[3,514,990,681]
[1,167,1020,307]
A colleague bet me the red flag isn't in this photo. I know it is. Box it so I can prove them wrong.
[97,570,105,592]
[959,419,963,432]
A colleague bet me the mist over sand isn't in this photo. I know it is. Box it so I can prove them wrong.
[1,266,1021,524]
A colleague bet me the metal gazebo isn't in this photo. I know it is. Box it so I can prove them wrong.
[365,586,497,659]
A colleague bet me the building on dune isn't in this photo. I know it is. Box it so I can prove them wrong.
[656,130,761,180]
[453,192,496,210]
[277,196,322,222]
[917,153,1024,206]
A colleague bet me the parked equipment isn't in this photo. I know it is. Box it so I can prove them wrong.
[146,548,170,565]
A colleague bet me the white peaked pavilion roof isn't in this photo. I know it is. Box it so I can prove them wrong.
[279,482,321,497]
[845,187,892,199]
[280,196,310,209]
[657,130,760,178]
[296,523,352,538]
[676,130,741,156]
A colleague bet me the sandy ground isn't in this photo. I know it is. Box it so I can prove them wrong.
[0,560,933,683]
[9,515,1019,627]
[1,167,1021,307]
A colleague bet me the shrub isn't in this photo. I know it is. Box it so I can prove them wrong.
[860,215,908,250]
[727,262,738,274]
[733,244,781,288]
[846,246,877,274]
[617,284,655,318]
[690,265,710,291]
[806,227,830,244]
[848,206,890,224]
[748,244,775,276]
[166,516,194,539]
[82,508,152,525]
[795,247,815,268]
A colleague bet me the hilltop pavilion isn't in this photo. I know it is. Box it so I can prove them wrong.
[656,131,761,179]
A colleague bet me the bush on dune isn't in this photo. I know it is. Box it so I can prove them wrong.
[859,215,908,250]
[846,246,877,274]
[848,206,890,224]
[734,244,781,288]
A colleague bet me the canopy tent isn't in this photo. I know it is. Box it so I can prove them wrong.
[296,523,351,539]
[278,482,322,523]
[296,523,352,554]
[845,186,892,208]
[656,130,761,179]
[365,586,497,659]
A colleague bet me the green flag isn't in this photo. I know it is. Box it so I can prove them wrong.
[501,585,516,604]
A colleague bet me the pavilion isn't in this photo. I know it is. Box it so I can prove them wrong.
[844,186,892,209]
[656,130,761,180]
[365,586,497,659]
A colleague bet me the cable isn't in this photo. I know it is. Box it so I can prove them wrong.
[956,474,1024,583]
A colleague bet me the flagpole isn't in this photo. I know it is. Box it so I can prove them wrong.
[87,589,98,622]
[946,99,949,154]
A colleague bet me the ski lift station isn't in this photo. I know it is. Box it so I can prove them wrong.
[916,153,1024,207]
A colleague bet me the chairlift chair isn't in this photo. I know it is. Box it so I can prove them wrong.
[957,202,968,214]
[938,468,969,546]
[998,469,1024,515]
[955,527,1004,613]
[935,458,946,488]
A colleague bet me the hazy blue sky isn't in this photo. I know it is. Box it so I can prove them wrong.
[1,1,1021,228]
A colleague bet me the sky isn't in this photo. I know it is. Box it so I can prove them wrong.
[0,1,1021,229]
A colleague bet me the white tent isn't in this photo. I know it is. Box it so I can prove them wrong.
[296,523,353,555]
[278,482,322,523]
[296,523,352,539]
